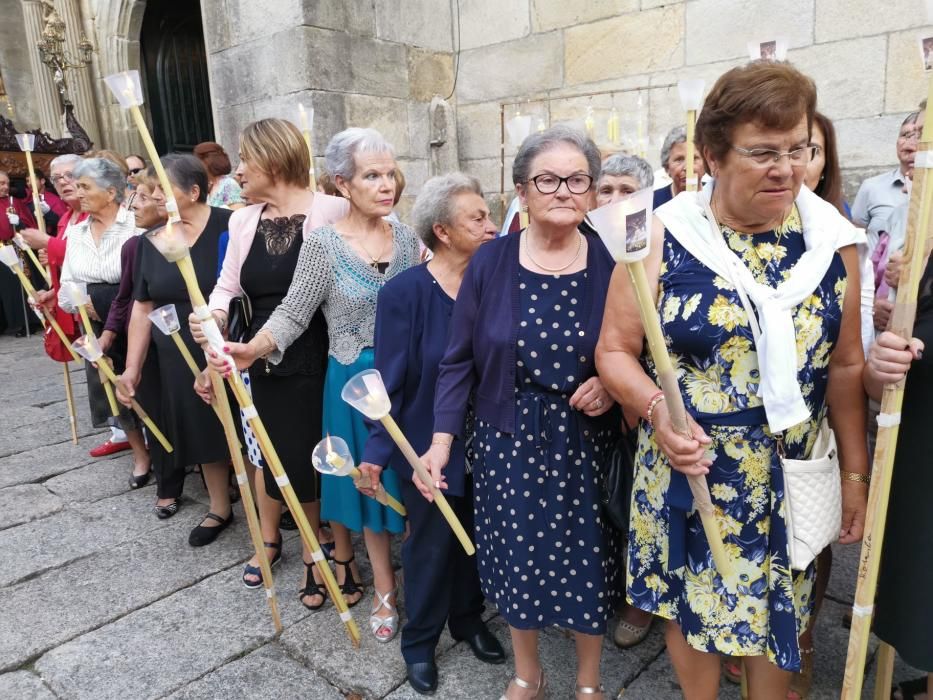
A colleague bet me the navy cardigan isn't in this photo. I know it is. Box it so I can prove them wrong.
[434,229,616,436]
[361,264,469,495]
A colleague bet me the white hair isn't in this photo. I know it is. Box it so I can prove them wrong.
[50,153,84,171]
[324,127,395,181]
[411,173,483,250]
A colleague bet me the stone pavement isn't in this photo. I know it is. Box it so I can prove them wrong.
[0,334,921,699]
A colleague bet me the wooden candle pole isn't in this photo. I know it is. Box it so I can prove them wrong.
[841,100,933,697]
[345,464,407,516]
[21,149,51,284]
[627,262,735,584]
[92,355,173,453]
[63,363,78,444]
[319,443,407,517]
[165,329,282,633]
[685,110,698,193]
[111,70,359,644]
[74,302,120,418]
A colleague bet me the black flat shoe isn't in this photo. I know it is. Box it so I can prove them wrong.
[128,471,151,489]
[155,500,179,519]
[406,661,438,695]
[453,626,506,664]
[188,511,234,547]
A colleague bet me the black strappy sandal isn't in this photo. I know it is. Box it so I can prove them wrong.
[333,554,364,608]
[242,537,282,589]
[299,560,328,610]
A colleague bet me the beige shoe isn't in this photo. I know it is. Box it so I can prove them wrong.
[499,669,546,700]
[613,617,652,649]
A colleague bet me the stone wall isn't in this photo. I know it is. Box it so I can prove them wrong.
[200,0,456,217]
[453,0,933,213]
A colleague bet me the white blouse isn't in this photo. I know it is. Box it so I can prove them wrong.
[58,215,140,313]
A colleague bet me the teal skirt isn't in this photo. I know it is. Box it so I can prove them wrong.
[321,349,405,534]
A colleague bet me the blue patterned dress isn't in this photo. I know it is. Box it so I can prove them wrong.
[473,268,620,634]
[626,208,847,671]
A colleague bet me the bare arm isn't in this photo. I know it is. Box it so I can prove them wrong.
[826,245,869,544]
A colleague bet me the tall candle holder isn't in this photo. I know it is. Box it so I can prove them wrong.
[677,79,705,193]
[312,435,407,517]
[14,133,51,285]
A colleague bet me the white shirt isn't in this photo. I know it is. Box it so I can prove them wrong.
[58,216,140,313]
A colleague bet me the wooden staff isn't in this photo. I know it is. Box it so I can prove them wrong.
[298,103,317,191]
[342,373,475,556]
[108,69,359,645]
[841,126,933,698]
[63,362,78,444]
[627,262,735,584]
[685,111,698,193]
[74,337,174,454]
[69,291,120,418]
[18,141,51,285]
[160,322,282,633]
[14,234,50,286]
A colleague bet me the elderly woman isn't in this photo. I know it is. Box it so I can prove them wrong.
[864,286,933,700]
[654,126,707,209]
[423,125,619,700]
[55,158,150,483]
[192,118,348,600]
[596,154,654,206]
[596,62,869,699]
[117,155,234,545]
[194,141,245,210]
[214,128,420,636]
[361,173,503,692]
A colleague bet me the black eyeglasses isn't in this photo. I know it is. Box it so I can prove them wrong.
[128,168,144,175]
[528,173,593,195]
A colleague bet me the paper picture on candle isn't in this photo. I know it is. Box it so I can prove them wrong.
[625,209,648,254]
[920,36,933,72]
[747,37,787,62]
[759,41,777,61]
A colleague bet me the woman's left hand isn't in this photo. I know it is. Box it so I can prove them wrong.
[356,462,382,498]
[839,481,868,544]
[569,376,613,416]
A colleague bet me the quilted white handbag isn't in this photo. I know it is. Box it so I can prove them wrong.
[780,419,841,571]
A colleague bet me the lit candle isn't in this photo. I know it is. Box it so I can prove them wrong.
[584,106,596,139]
[607,107,620,145]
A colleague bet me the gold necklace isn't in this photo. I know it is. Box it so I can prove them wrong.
[523,230,584,273]
[359,222,390,269]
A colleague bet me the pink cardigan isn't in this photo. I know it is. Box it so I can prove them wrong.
[208,194,349,313]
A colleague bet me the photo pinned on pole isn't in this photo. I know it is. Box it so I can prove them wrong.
[747,37,788,62]
[584,186,654,263]
[919,35,933,72]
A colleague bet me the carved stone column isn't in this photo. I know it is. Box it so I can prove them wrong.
[21,0,62,136]
[57,0,101,145]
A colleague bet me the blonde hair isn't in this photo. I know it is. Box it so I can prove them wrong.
[239,118,310,188]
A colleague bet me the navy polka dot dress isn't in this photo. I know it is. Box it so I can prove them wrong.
[472,268,620,634]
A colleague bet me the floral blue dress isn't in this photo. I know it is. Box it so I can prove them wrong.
[626,208,847,671]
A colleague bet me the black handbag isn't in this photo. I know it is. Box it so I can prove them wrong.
[601,413,638,533]
[226,295,252,343]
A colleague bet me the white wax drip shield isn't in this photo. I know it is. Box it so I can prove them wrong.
[61,280,91,308]
[146,225,191,263]
[677,79,706,111]
[15,133,36,151]
[311,435,356,477]
[585,186,655,263]
[341,369,392,420]
[506,114,533,150]
[0,246,21,268]
[71,334,103,362]
[104,71,144,108]
[148,304,181,335]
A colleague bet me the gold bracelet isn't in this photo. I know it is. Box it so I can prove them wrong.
[431,439,452,450]
[841,470,870,484]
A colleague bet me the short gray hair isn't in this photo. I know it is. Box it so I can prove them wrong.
[660,126,687,171]
[73,158,126,203]
[599,154,654,190]
[325,127,396,181]
[512,124,601,186]
[50,154,83,171]
[411,173,483,251]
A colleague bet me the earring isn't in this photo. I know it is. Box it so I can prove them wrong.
[819,174,825,181]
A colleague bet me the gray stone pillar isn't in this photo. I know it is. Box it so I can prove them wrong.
[21,1,62,136]
[57,0,101,145]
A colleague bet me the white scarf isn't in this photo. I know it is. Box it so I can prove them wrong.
[656,181,864,433]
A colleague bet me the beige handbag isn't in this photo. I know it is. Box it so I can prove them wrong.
[778,419,841,570]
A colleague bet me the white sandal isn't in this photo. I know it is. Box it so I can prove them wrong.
[500,669,546,700]
[369,587,399,643]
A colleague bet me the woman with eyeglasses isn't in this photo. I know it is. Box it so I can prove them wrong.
[424,125,620,700]
[596,62,868,700]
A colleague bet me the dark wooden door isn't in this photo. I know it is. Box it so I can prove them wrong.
[140,0,214,153]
